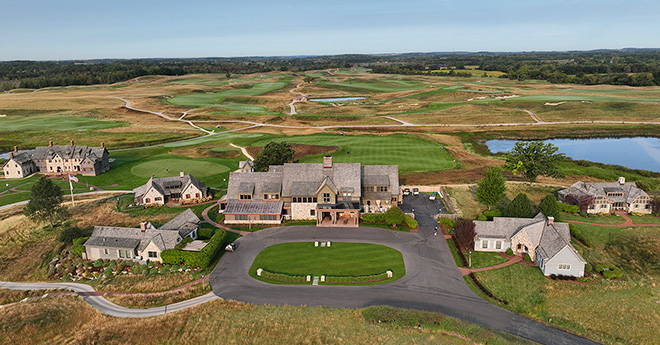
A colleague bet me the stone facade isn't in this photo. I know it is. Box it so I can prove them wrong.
[291,202,317,220]
[3,141,109,178]
[558,177,652,214]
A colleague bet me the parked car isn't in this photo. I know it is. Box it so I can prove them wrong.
[403,188,411,196]
[225,243,238,252]
[413,188,419,196]
[429,192,437,201]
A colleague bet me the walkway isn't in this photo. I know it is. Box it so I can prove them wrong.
[201,203,249,235]
[229,143,254,160]
[565,212,660,227]
[459,255,522,276]
[287,83,306,115]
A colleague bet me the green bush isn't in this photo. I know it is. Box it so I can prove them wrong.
[384,207,405,226]
[361,213,385,223]
[437,218,456,232]
[538,194,560,219]
[557,201,579,213]
[161,228,227,267]
[261,271,306,282]
[483,209,502,220]
[103,267,113,276]
[584,263,593,273]
[476,214,487,221]
[403,215,418,229]
[523,254,532,262]
[149,267,159,275]
[569,224,593,247]
[506,248,514,256]
[603,267,624,279]
[175,237,193,250]
[70,236,89,257]
[58,226,91,243]
[93,259,104,267]
[198,227,214,240]
[503,193,536,218]
[326,272,389,283]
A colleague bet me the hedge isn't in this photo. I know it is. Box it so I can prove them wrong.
[403,215,418,229]
[326,272,389,283]
[569,224,593,247]
[558,202,580,213]
[161,228,227,267]
[595,264,624,279]
[483,209,502,221]
[261,270,306,282]
[70,236,89,257]
[437,217,455,233]
[361,213,385,223]
[198,227,214,240]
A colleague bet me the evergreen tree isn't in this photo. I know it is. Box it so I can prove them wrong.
[476,166,507,210]
[503,193,536,218]
[24,176,68,228]
[538,194,560,220]
[253,141,295,171]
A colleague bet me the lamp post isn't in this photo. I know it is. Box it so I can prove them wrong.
[469,251,472,268]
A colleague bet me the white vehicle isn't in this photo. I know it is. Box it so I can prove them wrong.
[403,188,411,196]
[429,192,437,201]
[412,188,420,196]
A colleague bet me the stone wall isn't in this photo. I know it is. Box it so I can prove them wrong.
[291,202,317,220]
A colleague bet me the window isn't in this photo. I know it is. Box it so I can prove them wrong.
[236,214,248,220]
[240,194,252,200]
[103,248,109,255]
[558,264,571,270]
[377,186,388,192]
[155,197,162,201]
[310,209,315,216]
[148,251,158,258]
[259,214,278,221]
[482,240,488,249]
[322,193,331,203]
[186,194,191,199]
[313,197,317,203]
[600,205,607,209]
[196,193,200,198]
[495,241,502,250]
[119,250,125,258]
[145,198,150,203]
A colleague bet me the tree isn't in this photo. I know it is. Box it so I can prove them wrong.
[24,176,68,228]
[503,141,565,184]
[384,206,405,227]
[253,141,295,171]
[503,193,536,218]
[58,226,90,243]
[476,166,507,210]
[303,76,316,83]
[455,219,476,251]
[538,194,560,220]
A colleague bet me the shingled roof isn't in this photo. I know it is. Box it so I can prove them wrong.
[281,162,362,198]
[558,179,648,204]
[133,173,206,200]
[226,171,283,201]
[159,208,201,237]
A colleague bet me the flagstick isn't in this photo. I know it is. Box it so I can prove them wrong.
[69,175,75,207]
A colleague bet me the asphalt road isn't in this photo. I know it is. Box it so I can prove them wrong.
[0,281,219,317]
[209,224,600,345]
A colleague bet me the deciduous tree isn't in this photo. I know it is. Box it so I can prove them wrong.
[384,206,405,227]
[253,141,295,171]
[503,141,565,184]
[24,176,68,228]
[455,219,476,251]
[476,166,507,210]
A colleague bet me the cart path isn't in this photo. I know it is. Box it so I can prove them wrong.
[522,109,543,123]
[229,143,254,160]
[287,83,306,115]
[201,203,249,235]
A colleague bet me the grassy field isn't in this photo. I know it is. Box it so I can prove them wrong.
[471,222,660,345]
[130,158,230,178]
[0,295,533,345]
[0,115,126,131]
[249,242,405,284]
[249,133,457,173]
[467,251,509,269]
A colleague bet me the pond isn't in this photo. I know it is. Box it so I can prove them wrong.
[309,97,366,102]
[0,152,8,159]
[485,137,660,173]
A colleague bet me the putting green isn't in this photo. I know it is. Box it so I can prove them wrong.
[250,242,405,285]
[130,159,229,179]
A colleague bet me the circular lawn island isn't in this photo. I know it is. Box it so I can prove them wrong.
[249,242,405,285]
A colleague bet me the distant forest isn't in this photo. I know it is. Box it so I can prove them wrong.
[2,49,660,90]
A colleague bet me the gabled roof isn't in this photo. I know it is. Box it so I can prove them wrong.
[537,226,586,263]
[133,174,206,199]
[362,165,400,195]
[226,171,283,201]
[281,163,362,198]
[316,176,339,195]
[559,180,648,204]
[159,208,201,237]
[85,225,180,252]
[239,159,254,169]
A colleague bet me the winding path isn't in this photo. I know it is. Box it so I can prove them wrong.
[522,109,543,123]
[229,143,254,160]
[287,83,306,115]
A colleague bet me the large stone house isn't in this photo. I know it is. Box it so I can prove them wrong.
[473,213,586,277]
[84,209,200,262]
[222,156,401,227]
[2,141,109,178]
[132,172,208,206]
[558,177,652,214]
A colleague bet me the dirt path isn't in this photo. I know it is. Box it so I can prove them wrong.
[522,109,543,123]
[287,83,306,115]
[229,143,254,160]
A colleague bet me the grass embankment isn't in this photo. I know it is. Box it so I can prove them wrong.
[249,242,405,285]
[105,281,211,308]
[0,296,533,345]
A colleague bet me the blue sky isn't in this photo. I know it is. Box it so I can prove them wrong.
[1,0,659,60]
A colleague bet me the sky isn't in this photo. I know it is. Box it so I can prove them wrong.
[1,0,659,60]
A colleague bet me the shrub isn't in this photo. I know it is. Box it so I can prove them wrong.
[437,217,455,232]
[161,228,227,267]
[261,271,306,282]
[403,215,418,229]
[584,263,593,273]
[557,202,579,213]
[58,226,90,243]
[506,248,514,256]
[603,268,624,279]
[483,209,502,221]
[175,237,193,250]
[523,254,532,262]
[384,207,405,226]
[93,259,104,267]
[362,213,385,223]
[503,193,536,218]
[103,267,113,277]
[149,267,159,275]
[70,237,88,257]
[569,224,593,247]
[476,214,487,221]
[198,227,214,240]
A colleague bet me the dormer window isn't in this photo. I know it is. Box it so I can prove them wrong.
[264,193,279,200]
[377,186,388,192]
[240,193,252,200]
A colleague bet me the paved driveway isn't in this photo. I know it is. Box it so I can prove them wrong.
[400,193,448,236]
[209,225,599,345]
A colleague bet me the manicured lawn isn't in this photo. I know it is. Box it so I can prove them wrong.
[250,133,457,173]
[468,251,509,269]
[319,78,426,93]
[0,116,126,132]
[130,158,230,179]
[559,212,624,225]
[446,239,464,267]
[249,242,405,285]
[630,215,660,224]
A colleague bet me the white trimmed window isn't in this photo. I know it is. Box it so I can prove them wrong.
[558,264,571,270]
[148,251,158,258]
[495,241,502,250]
[481,240,488,249]
[103,248,109,255]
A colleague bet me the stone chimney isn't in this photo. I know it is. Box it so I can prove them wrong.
[13,146,17,152]
[180,171,185,177]
[618,176,625,185]
[323,155,333,168]
[100,142,105,149]
[9,152,13,159]
[49,141,53,147]
[547,216,554,226]
[70,140,74,147]
[140,222,147,232]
